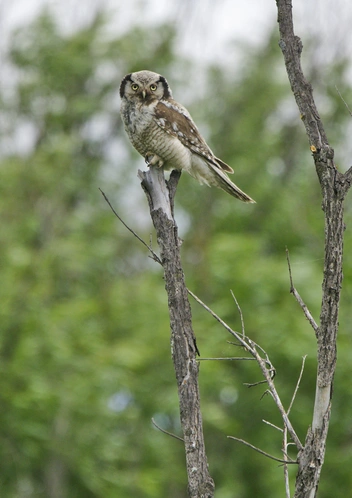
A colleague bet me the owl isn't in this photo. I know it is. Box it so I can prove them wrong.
[119,70,255,202]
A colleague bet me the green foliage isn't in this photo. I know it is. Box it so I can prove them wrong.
[0,8,352,498]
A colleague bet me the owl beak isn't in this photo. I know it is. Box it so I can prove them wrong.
[142,89,146,99]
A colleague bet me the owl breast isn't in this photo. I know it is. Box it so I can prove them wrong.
[121,99,192,172]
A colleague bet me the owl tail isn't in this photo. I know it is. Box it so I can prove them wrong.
[210,162,255,203]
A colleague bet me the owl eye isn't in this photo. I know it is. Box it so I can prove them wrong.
[150,84,157,91]
[131,83,139,91]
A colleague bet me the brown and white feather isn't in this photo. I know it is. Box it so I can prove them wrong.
[119,70,255,203]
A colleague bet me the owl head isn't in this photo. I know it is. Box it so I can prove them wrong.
[119,70,172,103]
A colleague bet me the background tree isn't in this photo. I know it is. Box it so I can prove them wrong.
[0,5,352,498]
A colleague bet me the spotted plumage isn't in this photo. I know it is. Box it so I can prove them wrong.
[119,70,255,202]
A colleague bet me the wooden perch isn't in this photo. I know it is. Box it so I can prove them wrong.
[138,167,215,498]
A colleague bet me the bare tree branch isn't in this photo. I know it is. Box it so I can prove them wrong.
[335,85,352,117]
[244,380,270,388]
[286,248,319,334]
[138,167,214,498]
[283,426,291,498]
[103,176,309,491]
[262,420,283,433]
[227,436,298,465]
[188,289,303,451]
[276,1,352,496]
[284,355,306,498]
[287,355,307,416]
[197,357,255,361]
[230,290,246,337]
[151,418,184,443]
[99,188,162,265]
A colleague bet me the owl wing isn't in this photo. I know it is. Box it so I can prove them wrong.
[154,99,234,174]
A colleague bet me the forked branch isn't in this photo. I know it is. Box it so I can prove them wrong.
[188,289,303,451]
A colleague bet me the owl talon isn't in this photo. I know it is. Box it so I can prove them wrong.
[145,153,164,168]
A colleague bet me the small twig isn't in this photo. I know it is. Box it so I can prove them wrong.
[263,419,283,432]
[287,355,307,415]
[227,341,246,347]
[197,357,255,361]
[230,290,246,337]
[99,188,162,265]
[188,289,249,349]
[283,425,291,498]
[227,437,297,464]
[286,248,319,334]
[151,418,184,443]
[260,360,303,450]
[335,85,352,117]
[281,355,306,497]
[244,380,268,388]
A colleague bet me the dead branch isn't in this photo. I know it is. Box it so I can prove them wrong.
[263,420,283,433]
[287,356,307,416]
[227,436,297,464]
[244,380,270,388]
[99,188,162,265]
[230,290,246,337]
[335,85,352,117]
[197,357,255,361]
[276,1,352,496]
[138,167,214,498]
[283,426,291,498]
[151,417,184,443]
[286,249,319,334]
[188,289,303,450]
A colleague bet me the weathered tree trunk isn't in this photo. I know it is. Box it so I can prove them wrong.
[275,1,352,496]
[139,167,215,498]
